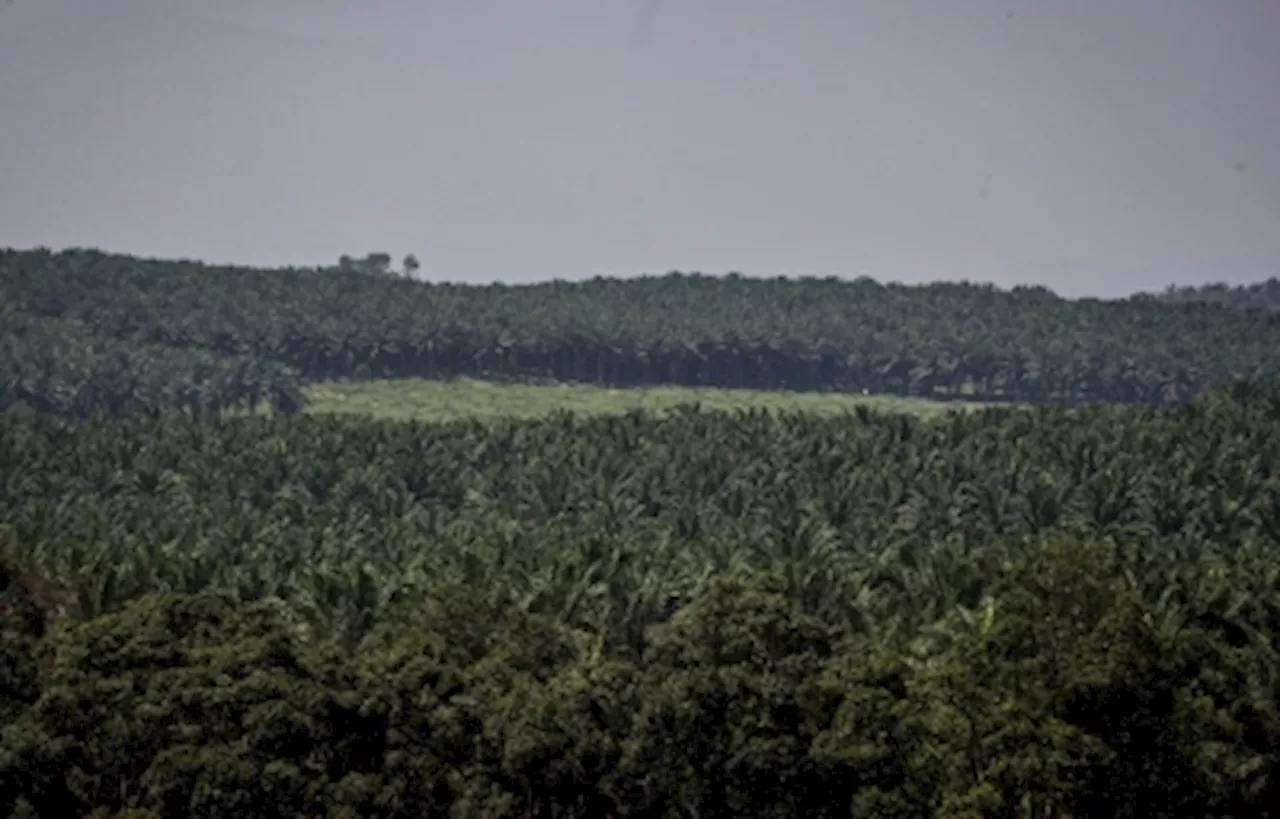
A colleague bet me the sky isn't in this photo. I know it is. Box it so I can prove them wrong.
[1,0,1277,298]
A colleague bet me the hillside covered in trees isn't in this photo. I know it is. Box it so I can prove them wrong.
[7,246,1280,417]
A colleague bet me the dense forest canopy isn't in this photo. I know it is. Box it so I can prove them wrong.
[3,384,1280,815]
[6,246,1280,415]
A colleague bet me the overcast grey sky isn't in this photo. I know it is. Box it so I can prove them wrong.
[1,0,1277,296]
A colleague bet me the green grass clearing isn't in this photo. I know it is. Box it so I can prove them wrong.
[303,377,988,423]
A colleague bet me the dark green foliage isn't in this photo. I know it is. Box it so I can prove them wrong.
[1,310,305,419]
[352,586,603,817]
[7,247,1280,406]
[621,573,841,817]
[0,594,380,817]
[3,388,1279,631]
[3,538,1277,815]
[0,540,75,727]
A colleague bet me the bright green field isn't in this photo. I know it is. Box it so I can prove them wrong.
[303,377,985,423]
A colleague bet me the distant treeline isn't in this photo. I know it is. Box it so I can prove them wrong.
[1155,278,1280,313]
[1,309,303,418]
[6,246,1280,415]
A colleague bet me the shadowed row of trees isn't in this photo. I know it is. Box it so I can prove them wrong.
[7,247,1280,408]
[4,382,1280,813]
[1,309,305,419]
[1155,278,1280,313]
